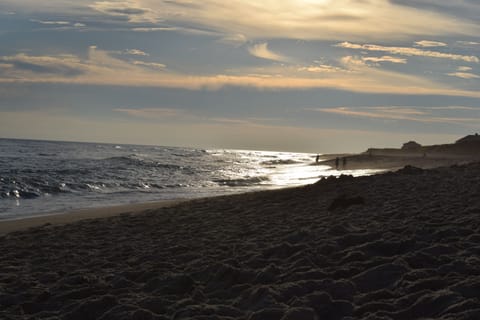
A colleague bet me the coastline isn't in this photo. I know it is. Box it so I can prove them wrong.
[0,200,183,235]
[2,162,480,319]
[317,153,478,171]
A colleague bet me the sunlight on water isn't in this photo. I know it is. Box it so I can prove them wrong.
[1,139,388,219]
[219,150,385,188]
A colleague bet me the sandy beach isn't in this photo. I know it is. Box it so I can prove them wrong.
[2,163,480,319]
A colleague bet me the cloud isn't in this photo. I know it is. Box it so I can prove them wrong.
[414,40,447,47]
[219,34,247,47]
[447,72,480,79]
[124,49,149,56]
[336,42,479,63]
[457,41,480,46]
[248,43,291,63]
[430,106,477,110]
[29,19,87,30]
[458,66,472,71]
[89,1,156,23]
[317,106,480,124]
[1,47,480,98]
[132,27,177,32]
[299,64,346,73]
[0,53,86,76]
[114,108,181,118]
[362,56,407,64]
[132,61,166,68]
[134,0,480,41]
[447,66,479,79]
[31,19,70,25]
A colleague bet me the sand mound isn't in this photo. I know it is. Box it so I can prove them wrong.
[2,163,480,319]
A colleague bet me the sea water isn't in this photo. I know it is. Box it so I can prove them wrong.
[0,139,381,220]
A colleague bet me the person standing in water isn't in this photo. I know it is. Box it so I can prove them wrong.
[335,157,340,169]
[315,154,320,163]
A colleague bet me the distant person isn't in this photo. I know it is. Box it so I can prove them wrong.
[343,157,347,168]
[335,157,339,169]
[315,154,320,163]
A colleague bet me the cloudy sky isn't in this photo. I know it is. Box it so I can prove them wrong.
[0,0,479,152]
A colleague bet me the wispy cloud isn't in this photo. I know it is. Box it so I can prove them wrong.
[458,66,472,72]
[218,33,247,47]
[336,42,479,63]
[124,49,149,56]
[447,66,479,79]
[1,48,480,98]
[133,0,479,41]
[114,108,181,119]
[317,106,480,124]
[457,41,480,46]
[89,1,157,23]
[31,19,70,25]
[362,56,407,64]
[132,61,166,69]
[30,19,86,29]
[0,53,86,76]
[299,64,346,73]
[414,40,447,48]
[248,43,291,63]
[447,72,480,79]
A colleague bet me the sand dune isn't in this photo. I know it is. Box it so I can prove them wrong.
[2,163,480,319]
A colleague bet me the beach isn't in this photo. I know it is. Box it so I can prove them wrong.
[1,162,480,319]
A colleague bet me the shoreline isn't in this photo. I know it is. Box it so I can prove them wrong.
[0,156,462,235]
[0,199,183,235]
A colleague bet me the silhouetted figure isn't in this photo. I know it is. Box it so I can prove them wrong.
[315,154,320,163]
[335,157,340,169]
[343,157,347,168]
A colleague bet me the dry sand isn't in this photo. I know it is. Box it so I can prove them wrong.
[1,163,480,319]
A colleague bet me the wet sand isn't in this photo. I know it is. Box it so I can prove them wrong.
[2,163,480,319]
[0,200,182,236]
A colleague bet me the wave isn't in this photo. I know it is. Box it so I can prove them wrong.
[213,176,270,187]
[260,159,302,166]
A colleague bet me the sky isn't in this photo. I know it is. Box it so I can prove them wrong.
[0,0,479,153]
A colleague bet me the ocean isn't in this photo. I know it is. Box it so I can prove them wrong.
[0,138,381,220]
